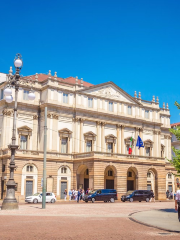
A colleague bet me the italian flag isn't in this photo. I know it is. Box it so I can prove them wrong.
[129,137,132,154]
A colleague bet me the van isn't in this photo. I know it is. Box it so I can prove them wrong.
[84,189,117,203]
[121,190,152,202]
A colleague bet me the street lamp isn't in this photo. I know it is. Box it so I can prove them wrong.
[2,53,35,210]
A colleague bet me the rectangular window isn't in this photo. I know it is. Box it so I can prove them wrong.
[127,106,132,115]
[63,93,68,104]
[61,138,68,153]
[23,90,29,100]
[128,172,132,177]
[146,147,150,156]
[86,140,92,152]
[0,89,4,100]
[109,102,113,112]
[145,110,149,119]
[127,146,129,154]
[108,170,113,176]
[107,143,113,153]
[88,98,93,108]
[2,164,5,172]
[20,135,27,150]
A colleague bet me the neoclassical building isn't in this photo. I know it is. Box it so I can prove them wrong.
[0,70,178,200]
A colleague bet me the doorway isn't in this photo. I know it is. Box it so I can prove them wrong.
[106,180,114,189]
[61,181,67,199]
[84,178,89,192]
[127,180,134,191]
[26,181,33,197]
[1,180,4,199]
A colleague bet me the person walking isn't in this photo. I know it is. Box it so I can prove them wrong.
[77,189,81,203]
[171,191,173,200]
[150,190,155,202]
[166,190,169,199]
[64,189,67,201]
[69,189,72,201]
[175,187,180,222]
[75,189,78,201]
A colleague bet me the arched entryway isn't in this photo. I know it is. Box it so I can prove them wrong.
[57,166,71,199]
[127,167,138,191]
[77,165,89,191]
[21,164,38,197]
[104,165,117,190]
[147,168,158,199]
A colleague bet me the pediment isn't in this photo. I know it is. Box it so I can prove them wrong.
[78,82,141,105]
[58,128,72,134]
[105,134,117,139]
[18,125,32,131]
[84,131,96,136]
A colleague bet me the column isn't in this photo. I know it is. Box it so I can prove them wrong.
[52,114,58,151]
[121,103,124,115]
[139,128,143,156]
[164,135,168,158]
[59,134,62,153]
[68,136,70,153]
[168,136,171,159]
[153,131,157,157]
[79,119,84,153]
[32,115,38,151]
[135,127,139,155]
[101,122,105,152]
[121,125,124,154]
[27,135,30,150]
[117,124,121,153]
[96,121,101,151]
[47,113,51,151]
[73,118,79,153]
[158,131,161,158]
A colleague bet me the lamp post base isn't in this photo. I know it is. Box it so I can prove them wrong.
[1,201,18,210]
[1,179,18,210]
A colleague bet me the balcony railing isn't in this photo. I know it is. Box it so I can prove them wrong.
[0,149,165,161]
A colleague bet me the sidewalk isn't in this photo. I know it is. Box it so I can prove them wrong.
[130,209,180,232]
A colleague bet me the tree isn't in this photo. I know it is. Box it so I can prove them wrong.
[168,101,180,175]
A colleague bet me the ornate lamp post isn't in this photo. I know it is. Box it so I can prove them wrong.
[2,54,35,210]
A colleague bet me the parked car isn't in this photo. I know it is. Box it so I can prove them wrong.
[121,190,152,202]
[84,189,117,203]
[25,192,56,204]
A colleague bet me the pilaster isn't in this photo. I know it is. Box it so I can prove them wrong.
[121,125,124,154]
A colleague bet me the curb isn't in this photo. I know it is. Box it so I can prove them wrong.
[128,211,180,233]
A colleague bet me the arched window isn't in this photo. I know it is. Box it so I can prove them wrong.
[26,165,34,172]
[147,172,151,178]
[168,173,172,179]
[61,167,67,174]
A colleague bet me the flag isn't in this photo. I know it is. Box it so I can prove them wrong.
[129,137,132,154]
[136,136,144,149]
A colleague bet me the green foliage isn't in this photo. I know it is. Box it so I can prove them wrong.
[168,102,180,175]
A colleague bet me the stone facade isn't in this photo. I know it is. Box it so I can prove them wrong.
[0,72,178,200]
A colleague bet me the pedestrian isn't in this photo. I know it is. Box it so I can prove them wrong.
[150,190,155,203]
[64,189,67,201]
[75,189,78,201]
[166,190,169,199]
[82,189,85,200]
[171,191,173,200]
[175,187,180,222]
[72,189,75,200]
[69,189,72,201]
[174,192,176,200]
[77,189,81,203]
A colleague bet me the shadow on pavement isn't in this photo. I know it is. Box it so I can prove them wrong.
[158,208,176,213]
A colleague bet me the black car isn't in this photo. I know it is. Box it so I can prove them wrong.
[84,189,117,203]
[121,190,152,202]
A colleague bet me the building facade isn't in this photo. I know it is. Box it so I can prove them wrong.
[0,71,178,200]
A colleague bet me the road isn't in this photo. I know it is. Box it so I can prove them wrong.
[0,201,179,240]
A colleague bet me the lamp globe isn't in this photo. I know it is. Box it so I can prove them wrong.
[5,95,13,103]
[14,59,23,68]
[4,88,12,96]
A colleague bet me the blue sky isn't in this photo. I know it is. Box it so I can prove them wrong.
[0,0,180,123]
